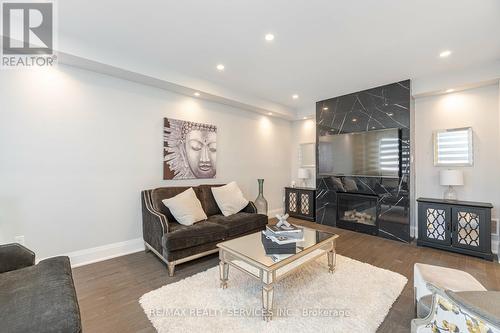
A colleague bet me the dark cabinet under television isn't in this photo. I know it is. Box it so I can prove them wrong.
[285,187,315,221]
[417,198,493,261]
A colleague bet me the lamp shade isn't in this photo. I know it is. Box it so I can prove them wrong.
[440,170,464,186]
[298,168,310,180]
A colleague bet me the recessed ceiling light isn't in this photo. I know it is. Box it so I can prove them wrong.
[322,107,328,111]
[446,89,455,93]
[216,64,225,71]
[268,112,273,116]
[352,118,357,122]
[303,117,307,120]
[194,92,200,97]
[439,50,452,58]
[265,33,275,41]
[292,94,299,99]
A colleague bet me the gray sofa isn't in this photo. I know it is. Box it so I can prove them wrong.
[0,243,82,333]
[142,184,268,276]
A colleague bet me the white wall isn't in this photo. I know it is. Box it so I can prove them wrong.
[415,84,500,220]
[290,119,316,188]
[2,66,498,261]
[0,65,291,259]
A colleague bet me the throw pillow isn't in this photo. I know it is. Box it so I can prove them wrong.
[332,177,346,192]
[211,182,249,216]
[162,188,207,226]
[343,178,359,192]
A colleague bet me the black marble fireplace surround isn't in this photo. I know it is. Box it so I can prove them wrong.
[316,80,411,243]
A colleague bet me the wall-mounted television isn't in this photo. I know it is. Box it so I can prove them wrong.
[318,128,401,178]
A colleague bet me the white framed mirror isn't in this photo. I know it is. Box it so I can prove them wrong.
[299,142,315,168]
[433,127,473,167]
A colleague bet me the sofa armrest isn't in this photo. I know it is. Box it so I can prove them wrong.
[0,243,35,273]
[142,190,169,254]
[446,290,500,327]
[411,283,500,333]
[241,201,258,214]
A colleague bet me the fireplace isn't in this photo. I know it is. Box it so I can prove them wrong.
[336,193,378,235]
[315,80,411,243]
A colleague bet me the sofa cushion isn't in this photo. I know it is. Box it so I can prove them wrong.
[0,256,82,333]
[162,228,266,262]
[211,182,249,217]
[162,221,226,251]
[151,186,192,220]
[197,184,224,216]
[208,213,268,238]
[162,188,207,226]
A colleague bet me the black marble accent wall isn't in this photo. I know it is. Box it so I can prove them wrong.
[316,80,411,243]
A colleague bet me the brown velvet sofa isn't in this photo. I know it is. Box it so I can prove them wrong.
[141,184,268,276]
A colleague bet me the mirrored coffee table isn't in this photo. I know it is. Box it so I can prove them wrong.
[217,226,339,321]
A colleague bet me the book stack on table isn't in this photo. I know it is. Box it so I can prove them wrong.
[261,224,304,256]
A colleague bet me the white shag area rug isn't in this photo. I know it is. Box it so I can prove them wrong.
[139,255,407,333]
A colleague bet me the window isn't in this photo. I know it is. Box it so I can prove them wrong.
[378,137,400,173]
[433,127,473,166]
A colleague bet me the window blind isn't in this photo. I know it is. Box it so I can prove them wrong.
[434,128,473,166]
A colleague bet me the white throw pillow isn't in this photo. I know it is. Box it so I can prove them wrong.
[211,182,249,217]
[162,188,207,226]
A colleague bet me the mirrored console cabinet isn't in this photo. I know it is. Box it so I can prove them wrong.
[417,197,494,261]
[285,187,316,221]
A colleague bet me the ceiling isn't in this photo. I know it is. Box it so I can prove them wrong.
[58,0,500,113]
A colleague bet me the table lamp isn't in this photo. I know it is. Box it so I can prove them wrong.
[298,168,310,187]
[440,169,464,200]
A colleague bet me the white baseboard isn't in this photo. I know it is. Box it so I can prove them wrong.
[411,225,418,239]
[36,209,285,269]
[62,238,145,268]
[38,229,500,268]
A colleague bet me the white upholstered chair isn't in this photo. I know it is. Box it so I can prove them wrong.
[414,263,486,310]
[411,283,500,333]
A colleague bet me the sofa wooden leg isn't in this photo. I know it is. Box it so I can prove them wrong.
[144,242,151,253]
[167,262,175,277]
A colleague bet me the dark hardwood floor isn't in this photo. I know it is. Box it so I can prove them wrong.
[72,218,500,333]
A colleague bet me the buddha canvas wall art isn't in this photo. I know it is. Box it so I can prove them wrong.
[163,118,217,180]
